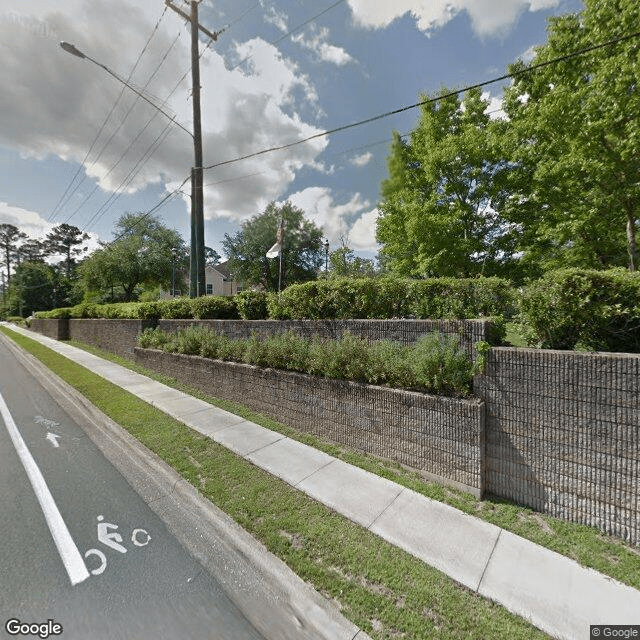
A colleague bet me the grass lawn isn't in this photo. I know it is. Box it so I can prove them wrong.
[3,326,639,637]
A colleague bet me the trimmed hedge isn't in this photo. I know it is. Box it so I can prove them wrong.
[521,268,640,352]
[267,276,516,320]
[34,276,516,322]
[139,326,484,396]
[35,296,239,321]
[236,290,269,320]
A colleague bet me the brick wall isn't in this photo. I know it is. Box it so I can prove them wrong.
[67,319,157,358]
[475,348,639,545]
[30,318,69,340]
[135,348,485,496]
[157,318,496,360]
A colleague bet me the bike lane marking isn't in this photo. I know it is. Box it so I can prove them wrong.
[0,391,90,586]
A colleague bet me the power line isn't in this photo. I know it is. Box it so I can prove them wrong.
[7,175,190,293]
[106,173,191,246]
[81,122,176,232]
[48,5,170,222]
[228,0,346,72]
[202,29,640,173]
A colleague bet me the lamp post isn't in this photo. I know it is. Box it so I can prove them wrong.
[59,41,205,298]
[171,247,179,296]
[324,239,330,272]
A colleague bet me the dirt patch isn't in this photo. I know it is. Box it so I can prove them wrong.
[279,530,304,550]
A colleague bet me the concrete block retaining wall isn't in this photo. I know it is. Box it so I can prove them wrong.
[134,347,485,496]
[67,319,157,359]
[475,348,640,545]
[30,318,69,340]
[157,318,496,361]
[27,318,640,544]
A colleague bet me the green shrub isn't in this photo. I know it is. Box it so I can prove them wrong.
[521,268,640,352]
[408,334,472,395]
[138,327,170,349]
[157,298,194,319]
[35,308,72,319]
[138,327,477,395]
[190,295,239,319]
[236,290,269,320]
[268,276,515,320]
[263,330,310,371]
[137,301,163,320]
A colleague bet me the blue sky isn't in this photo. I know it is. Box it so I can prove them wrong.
[0,0,582,264]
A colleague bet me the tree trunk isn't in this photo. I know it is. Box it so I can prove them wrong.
[626,207,637,272]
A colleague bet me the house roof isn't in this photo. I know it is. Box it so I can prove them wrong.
[206,260,232,279]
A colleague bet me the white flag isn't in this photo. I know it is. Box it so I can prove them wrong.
[266,221,285,258]
[266,242,281,258]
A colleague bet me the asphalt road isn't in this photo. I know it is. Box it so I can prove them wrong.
[0,338,264,640]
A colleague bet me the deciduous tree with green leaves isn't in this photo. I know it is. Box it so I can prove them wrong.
[376,88,516,279]
[223,201,324,291]
[501,0,640,273]
[79,213,186,301]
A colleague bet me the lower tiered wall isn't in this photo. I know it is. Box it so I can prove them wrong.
[134,348,485,496]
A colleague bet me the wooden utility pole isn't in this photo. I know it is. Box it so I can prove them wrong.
[165,0,221,297]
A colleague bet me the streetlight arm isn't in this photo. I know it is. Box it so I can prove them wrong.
[59,41,193,139]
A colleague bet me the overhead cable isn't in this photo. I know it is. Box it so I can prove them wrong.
[202,29,640,172]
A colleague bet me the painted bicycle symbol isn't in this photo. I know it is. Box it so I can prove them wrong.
[84,515,151,576]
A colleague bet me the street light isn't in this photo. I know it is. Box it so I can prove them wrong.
[171,247,180,296]
[59,41,206,298]
[324,239,330,272]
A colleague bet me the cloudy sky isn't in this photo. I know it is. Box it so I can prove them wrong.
[0,0,583,262]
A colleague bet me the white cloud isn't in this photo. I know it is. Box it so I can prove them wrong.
[481,92,507,120]
[0,202,101,255]
[346,0,561,38]
[282,187,378,251]
[263,5,288,33]
[0,2,327,232]
[292,27,355,66]
[349,208,380,250]
[350,152,373,167]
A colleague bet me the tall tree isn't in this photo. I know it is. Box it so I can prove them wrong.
[79,213,186,301]
[329,240,376,277]
[19,239,47,263]
[376,89,516,278]
[44,223,90,277]
[7,261,56,316]
[223,201,324,291]
[0,224,27,285]
[501,0,640,273]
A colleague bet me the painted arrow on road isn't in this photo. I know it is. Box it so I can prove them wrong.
[46,432,61,448]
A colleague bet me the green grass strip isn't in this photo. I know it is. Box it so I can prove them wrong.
[2,326,550,639]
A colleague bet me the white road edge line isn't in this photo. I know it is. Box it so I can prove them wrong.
[0,391,89,586]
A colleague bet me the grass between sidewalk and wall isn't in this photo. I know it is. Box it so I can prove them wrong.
[4,328,640,637]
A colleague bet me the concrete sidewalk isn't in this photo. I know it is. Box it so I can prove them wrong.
[9,325,640,640]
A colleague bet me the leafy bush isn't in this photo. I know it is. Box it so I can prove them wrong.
[191,295,239,319]
[236,290,269,320]
[138,327,170,349]
[521,268,640,352]
[139,327,478,395]
[268,276,516,320]
[408,334,473,393]
[35,308,73,319]
[156,298,194,319]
